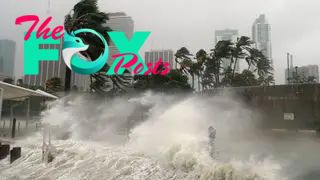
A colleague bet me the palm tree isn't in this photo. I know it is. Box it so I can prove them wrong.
[231,36,252,78]
[175,47,194,88]
[307,76,317,84]
[189,62,200,89]
[255,55,273,79]
[175,47,192,69]
[264,75,275,85]
[246,48,261,70]
[195,49,207,91]
[212,40,233,86]
[64,0,131,93]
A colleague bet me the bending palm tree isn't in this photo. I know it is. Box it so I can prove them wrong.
[195,49,207,91]
[212,40,233,86]
[64,0,131,92]
[175,47,192,70]
[175,47,195,88]
[231,36,252,78]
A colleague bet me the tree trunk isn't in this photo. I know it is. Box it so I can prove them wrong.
[198,75,200,91]
[64,66,71,92]
[201,74,204,91]
[192,75,194,89]
[232,57,238,79]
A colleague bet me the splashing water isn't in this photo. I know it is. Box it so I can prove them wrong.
[0,92,290,179]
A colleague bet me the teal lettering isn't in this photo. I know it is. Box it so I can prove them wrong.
[24,31,60,74]
[106,32,150,75]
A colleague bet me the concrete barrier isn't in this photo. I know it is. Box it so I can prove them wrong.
[10,147,21,163]
[0,144,10,160]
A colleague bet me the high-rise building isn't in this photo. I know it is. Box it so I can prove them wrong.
[23,37,90,91]
[215,29,238,43]
[106,12,134,73]
[144,49,175,70]
[214,29,240,72]
[252,14,272,65]
[285,65,319,84]
[0,39,16,78]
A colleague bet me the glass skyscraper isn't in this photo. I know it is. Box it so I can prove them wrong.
[252,14,272,65]
[0,39,16,77]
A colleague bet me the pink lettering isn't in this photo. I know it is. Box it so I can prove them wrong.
[15,15,64,41]
[134,63,144,74]
[36,17,52,39]
[161,62,172,75]
[143,62,153,75]
[15,15,39,40]
[52,26,64,39]
[112,53,138,74]
[112,53,172,75]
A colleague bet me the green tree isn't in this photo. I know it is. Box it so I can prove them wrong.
[174,47,195,89]
[64,0,131,93]
[133,65,192,92]
[195,49,207,91]
[306,76,317,84]
[232,70,259,87]
[3,78,14,84]
[205,36,273,88]
[212,40,233,86]
[45,77,63,92]
[231,36,253,78]
[175,47,192,69]
[254,54,274,85]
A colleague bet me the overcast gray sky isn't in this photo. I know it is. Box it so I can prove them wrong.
[1,0,320,84]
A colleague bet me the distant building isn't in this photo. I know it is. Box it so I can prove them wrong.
[252,14,272,66]
[106,12,134,74]
[214,29,240,72]
[23,37,90,91]
[144,49,175,70]
[215,29,238,44]
[285,65,319,84]
[0,39,16,78]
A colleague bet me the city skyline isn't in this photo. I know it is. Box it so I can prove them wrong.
[1,0,320,85]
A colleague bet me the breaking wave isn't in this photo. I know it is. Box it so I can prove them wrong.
[0,91,299,179]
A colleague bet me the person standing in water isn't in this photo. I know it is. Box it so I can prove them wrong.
[208,126,216,158]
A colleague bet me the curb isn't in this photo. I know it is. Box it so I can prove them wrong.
[271,129,316,133]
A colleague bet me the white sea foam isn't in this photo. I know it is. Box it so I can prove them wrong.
[0,92,294,180]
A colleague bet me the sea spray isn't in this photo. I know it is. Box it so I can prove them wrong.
[0,92,285,179]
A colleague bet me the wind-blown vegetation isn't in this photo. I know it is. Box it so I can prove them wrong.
[64,0,131,93]
[174,36,274,92]
[59,0,274,94]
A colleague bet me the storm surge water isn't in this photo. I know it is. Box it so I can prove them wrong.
[0,92,288,180]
